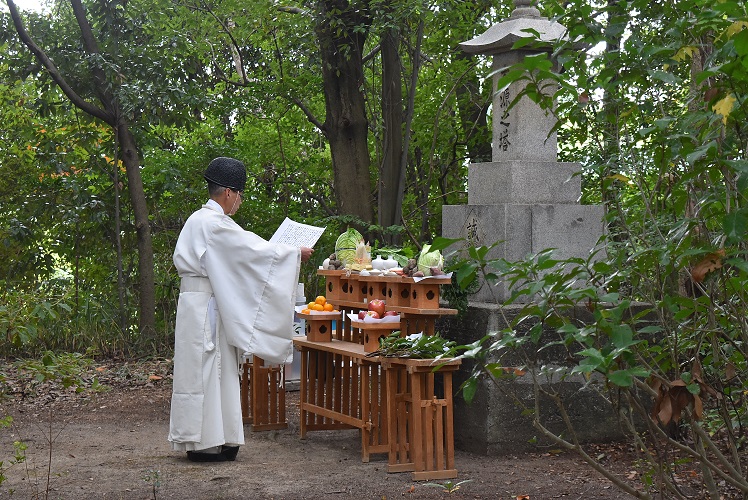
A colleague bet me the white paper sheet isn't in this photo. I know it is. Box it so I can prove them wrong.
[347,313,401,323]
[269,217,325,248]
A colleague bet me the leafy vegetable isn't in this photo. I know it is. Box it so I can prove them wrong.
[368,332,456,359]
[335,228,364,266]
[417,244,444,276]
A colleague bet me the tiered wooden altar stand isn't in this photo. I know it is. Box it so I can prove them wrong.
[240,355,287,431]
[293,270,460,480]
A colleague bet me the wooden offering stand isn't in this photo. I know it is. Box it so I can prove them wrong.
[406,275,452,309]
[240,355,287,431]
[297,310,340,342]
[349,318,402,353]
[382,356,461,480]
[293,337,390,462]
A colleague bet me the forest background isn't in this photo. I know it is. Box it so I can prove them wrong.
[1,0,748,498]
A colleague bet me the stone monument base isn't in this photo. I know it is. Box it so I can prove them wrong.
[436,303,630,455]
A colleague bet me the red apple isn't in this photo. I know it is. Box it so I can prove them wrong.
[384,311,399,317]
[357,310,367,320]
[365,310,380,319]
[368,299,386,317]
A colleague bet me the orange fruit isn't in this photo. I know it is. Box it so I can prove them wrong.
[308,302,316,309]
[301,308,311,314]
[315,295,326,306]
[323,303,334,311]
[311,303,324,311]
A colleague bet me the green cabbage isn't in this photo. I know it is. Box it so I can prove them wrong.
[417,244,444,276]
[335,228,364,266]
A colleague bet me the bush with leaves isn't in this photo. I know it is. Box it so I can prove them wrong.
[448,241,748,498]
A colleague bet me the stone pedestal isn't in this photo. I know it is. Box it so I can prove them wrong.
[443,159,604,302]
[443,202,604,302]
[437,305,627,454]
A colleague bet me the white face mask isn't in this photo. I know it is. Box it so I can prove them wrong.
[228,190,239,215]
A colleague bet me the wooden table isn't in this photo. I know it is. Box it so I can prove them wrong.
[293,336,462,480]
[381,356,461,480]
[293,337,388,462]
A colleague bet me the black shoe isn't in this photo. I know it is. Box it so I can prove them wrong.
[187,450,229,462]
[221,445,239,461]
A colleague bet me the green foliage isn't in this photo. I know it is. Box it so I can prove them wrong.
[142,468,162,499]
[441,254,480,317]
[451,238,748,495]
[369,331,457,359]
[0,416,26,491]
[14,350,102,393]
[0,0,505,356]
[441,1,748,495]
[0,283,139,358]
[423,479,472,493]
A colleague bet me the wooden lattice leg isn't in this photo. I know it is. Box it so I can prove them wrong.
[240,359,252,425]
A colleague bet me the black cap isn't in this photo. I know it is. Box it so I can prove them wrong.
[203,157,247,191]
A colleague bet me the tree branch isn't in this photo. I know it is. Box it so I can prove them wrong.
[290,96,326,135]
[531,381,652,499]
[6,0,112,124]
[277,6,310,16]
[274,4,325,134]
[69,0,118,120]
[362,43,380,65]
[201,0,248,84]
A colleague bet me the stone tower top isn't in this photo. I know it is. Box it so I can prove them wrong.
[511,0,541,19]
[459,1,568,56]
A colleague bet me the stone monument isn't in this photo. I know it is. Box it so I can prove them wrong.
[439,1,616,454]
[442,0,604,303]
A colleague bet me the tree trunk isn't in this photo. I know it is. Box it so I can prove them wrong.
[378,26,403,234]
[118,125,156,337]
[316,0,374,226]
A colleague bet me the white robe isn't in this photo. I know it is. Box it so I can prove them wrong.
[168,200,301,451]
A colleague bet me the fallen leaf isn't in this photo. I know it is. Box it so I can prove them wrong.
[149,375,163,381]
[96,366,107,372]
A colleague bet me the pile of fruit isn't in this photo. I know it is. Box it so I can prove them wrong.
[300,295,338,314]
[356,298,398,320]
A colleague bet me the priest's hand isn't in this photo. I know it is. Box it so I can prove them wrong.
[300,246,314,262]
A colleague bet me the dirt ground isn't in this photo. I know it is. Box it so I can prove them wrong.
[1,360,646,499]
